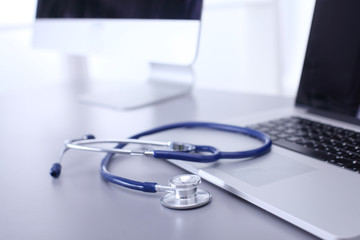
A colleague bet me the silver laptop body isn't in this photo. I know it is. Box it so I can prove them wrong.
[168,108,360,240]
[168,0,360,239]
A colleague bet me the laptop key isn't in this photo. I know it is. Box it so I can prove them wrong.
[285,136,301,142]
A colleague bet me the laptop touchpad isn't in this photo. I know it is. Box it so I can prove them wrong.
[216,153,316,187]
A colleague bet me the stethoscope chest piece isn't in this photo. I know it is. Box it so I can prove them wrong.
[160,174,212,210]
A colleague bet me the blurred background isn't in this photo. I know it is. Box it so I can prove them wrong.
[0,0,315,97]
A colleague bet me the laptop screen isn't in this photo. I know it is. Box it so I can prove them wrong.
[295,0,360,123]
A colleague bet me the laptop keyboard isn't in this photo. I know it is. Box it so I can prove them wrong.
[247,116,360,173]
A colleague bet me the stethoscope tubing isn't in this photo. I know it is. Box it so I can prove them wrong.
[99,121,272,193]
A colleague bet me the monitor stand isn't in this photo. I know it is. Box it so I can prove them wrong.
[77,59,194,110]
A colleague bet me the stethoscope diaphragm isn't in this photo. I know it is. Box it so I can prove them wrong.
[160,174,212,209]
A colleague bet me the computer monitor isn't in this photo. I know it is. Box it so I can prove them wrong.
[33,0,203,109]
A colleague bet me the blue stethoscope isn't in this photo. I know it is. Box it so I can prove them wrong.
[50,122,271,210]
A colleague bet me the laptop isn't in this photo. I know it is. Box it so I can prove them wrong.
[167,0,360,239]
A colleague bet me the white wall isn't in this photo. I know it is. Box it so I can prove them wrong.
[0,0,315,97]
[0,0,36,26]
[0,0,65,94]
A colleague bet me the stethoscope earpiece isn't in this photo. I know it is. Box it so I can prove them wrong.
[84,134,95,140]
[50,163,62,178]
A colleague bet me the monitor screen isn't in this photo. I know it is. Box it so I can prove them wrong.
[33,0,203,65]
[36,0,202,20]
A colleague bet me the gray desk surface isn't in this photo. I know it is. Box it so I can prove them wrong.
[0,84,318,240]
